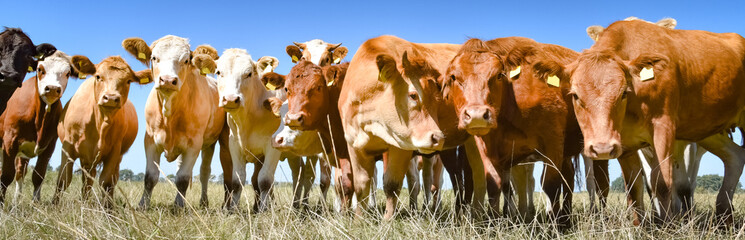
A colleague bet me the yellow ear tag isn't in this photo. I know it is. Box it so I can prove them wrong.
[140,77,149,84]
[547,75,560,87]
[138,52,147,60]
[28,66,34,72]
[262,65,274,74]
[326,79,335,87]
[291,56,299,62]
[509,66,521,79]
[640,67,654,81]
[200,67,210,75]
[265,82,277,91]
[78,73,86,79]
[333,58,341,64]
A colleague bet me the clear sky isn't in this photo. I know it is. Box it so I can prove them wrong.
[1,0,744,190]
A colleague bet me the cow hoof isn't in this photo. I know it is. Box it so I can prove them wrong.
[200,198,209,208]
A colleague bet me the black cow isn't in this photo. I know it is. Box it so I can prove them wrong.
[0,27,56,113]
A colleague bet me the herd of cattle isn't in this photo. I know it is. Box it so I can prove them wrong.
[0,16,743,227]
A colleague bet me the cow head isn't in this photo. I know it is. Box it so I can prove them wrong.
[375,49,445,152]
[286,39,348,66]
[444,39,510,136]
[193,48,278,111]
[533,50,668,159]
[72,56,152,113]
[35,51,87,105]
[586,17,677,42]
[122,35,217,99]
[268,97,322,153]
[0,28,56,88]
[262,60,346,130]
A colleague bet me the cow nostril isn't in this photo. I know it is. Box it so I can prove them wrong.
[103,95,109,101]
[589,145,597,157]
[483,110,490,121]
[172,79,178,85]
[297,115,304,123]
[56,88,61,94]
[464,112,471,120]
[233,97,240,104]
[431,134,440,145]
[276,137,284,144]
[45,86,50,92]
[114,98,120,103]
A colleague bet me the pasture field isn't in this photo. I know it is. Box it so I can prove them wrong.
[0,171,744,239]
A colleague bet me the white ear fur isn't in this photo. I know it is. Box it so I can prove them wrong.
[656,18,677,29]
[586,25,605,42]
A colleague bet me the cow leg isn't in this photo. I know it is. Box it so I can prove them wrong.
[0,149,16,205]
[474,136,502,217]
[139,134,162,209]
[559,156,575,226]
[80,161,97,201]
[173,149,199,208]
[349,146,376,215]
[618,152,646,226]
[420,155,433,212]
[14,157,29,203]
[405,156,420,212]
[288,156,302,209]
[257,148,281,212]
[682,143,705,213]
[541,160,564,222]
[199,143,216,208]
[303,156,318,207]
[218,124,233,209]
[650,119,677,222]
[593,159,610,211]
[337,156,355,211]
[441,148,462,214]
[98,154,122,209]
[248,160,260,212]
[431,155,444,212]
[698,133,745,225]
[674,141,703,215]
[510,164,533,219]
[463,137,487,216]
[53,146,75,204]
[318,154,331,208]
[584,156,597,212]
[382,148,413,220]
[32,144,55,202]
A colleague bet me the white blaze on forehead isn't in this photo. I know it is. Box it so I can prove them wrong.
[37,51,72,104]
[215,48,258,98]
[151,35,191,79]
[304,39,330,65]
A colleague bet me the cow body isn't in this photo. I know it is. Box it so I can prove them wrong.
[53,56,148,207]
[0,28,56,113]
[558,19,745,223]
[122,36,228,208]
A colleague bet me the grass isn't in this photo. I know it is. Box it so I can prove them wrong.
[1,171,744,239]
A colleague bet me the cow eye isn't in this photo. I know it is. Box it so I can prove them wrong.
[621,91,628,99]
[184,59,189,64]
[408,91,418,101]
[95,75,101,81]
[248,72,252,78]
[284,87,289,93]
[66,72,70,78]
[216,71,221,76]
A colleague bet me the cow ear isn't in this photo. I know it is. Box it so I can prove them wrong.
[628,53,669,81]
[261,72,286,91]
[122,37,151,66]
[257,56,279,75]
[324,65,341,87]
[332,46,348,64]
[71,55,96,79]
[133,69,153,84]
[586,25,605,42]
[193,45,219,60]
[505,46,536,82]
[192,54,217,76]
[34,43,56,60]
[656,18,677,29]
[286,45,302,63]
[532,60,567,87]
[263,97,283,118]
[376,54,400,83]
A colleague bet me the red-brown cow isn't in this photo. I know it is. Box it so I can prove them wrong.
[444,37,583,224]
[0,51,83,204]
[537,19,745,224]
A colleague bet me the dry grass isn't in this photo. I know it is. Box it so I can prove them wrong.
[0,171,744,239]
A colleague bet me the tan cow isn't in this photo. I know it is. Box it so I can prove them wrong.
[193,48,280,211]
[122,35,227,208]
[286,39,348,66]
[53,56,150,208]
[0,51,83,204]
[538,18,745,224]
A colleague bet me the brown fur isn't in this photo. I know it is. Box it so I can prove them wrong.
[121,38,151,66]
[193,45,219,60]
[192,54,217,75]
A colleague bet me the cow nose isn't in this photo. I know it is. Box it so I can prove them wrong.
[221,95,241,109]
[159,75,178,86]
[100,94,121,107]
[430,132,444,148]
[588,142,621,159]
[285,113,305,128]
[462,106,494,127]
[44,85,62,95]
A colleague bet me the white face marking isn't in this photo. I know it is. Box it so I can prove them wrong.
[151,36,191,90]
[36,51,72,105]
[304,39,330,66]
[215,48,260,108]
[272,100,321,154]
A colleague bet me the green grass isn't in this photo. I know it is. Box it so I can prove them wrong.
[1,170,744,239]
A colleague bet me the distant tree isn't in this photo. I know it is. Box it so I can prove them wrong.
[133,173,145,181]
[47,165,53,172]
[74,168,83,175]
[611,176,625,192]
[696,174,743,193]
[218,173,224,184]
[209,174,216,183]
[167,174,176,182]
[119,169,134,181]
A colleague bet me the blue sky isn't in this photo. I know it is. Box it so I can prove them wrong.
[1,0,744,190]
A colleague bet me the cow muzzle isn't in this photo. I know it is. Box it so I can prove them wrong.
[413,131,445,153]
[461,105,496,136]
[0,71,22,88]
[98,94,122,110]
[41,85,62,103]
[220,94,242,110]
[285,112,307,129]
[586,141,622,160]
[156,75,179,93]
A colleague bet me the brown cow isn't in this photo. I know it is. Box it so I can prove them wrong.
[0,51,82,204]
[536,19,745,224]
[52,56,150,208]
[122,35,229,209]
[444,37,583,223]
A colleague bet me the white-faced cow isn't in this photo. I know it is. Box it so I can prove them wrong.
[122,35,229,208]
